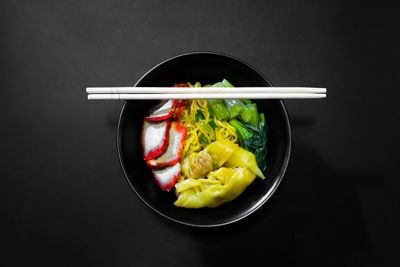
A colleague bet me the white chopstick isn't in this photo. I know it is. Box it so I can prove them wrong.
[88,93,326,100]
[86,86,326,94]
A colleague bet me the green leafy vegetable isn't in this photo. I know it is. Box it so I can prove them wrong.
[247,104,259,127]
[261,113,267,129]
[221,79,234,87]
[230,119,255,140]
[211,82,223,87]
[210,79,234,88]
[229,118,268,172]
[241,99,252,105]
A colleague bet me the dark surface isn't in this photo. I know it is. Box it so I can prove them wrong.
[118,52,291,226]
[1,0,398,266]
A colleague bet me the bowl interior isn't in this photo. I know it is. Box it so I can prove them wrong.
[117,52,291,226]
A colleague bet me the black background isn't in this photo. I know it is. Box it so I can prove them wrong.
[1,0,399,266]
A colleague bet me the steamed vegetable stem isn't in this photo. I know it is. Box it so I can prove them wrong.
[224,99,246,119]
[208,99,230,121]
[240,103,259,127]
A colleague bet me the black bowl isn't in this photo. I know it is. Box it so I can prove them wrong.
[117,52,291,227]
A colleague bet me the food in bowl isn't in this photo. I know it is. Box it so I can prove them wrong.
[141,79,268,208]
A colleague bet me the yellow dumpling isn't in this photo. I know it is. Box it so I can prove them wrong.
[205,139,238,168]
[175,168,234,193]
[175,178,205,193]
[174,167,256,208]
[207,167,236,184]
[174,139,265,208]
[224,146,265,179]
[181,150,213,179]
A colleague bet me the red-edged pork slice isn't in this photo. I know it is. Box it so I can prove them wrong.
[147,121,188,168]
[141,119,171,160]
[172,100,188,120]
[152,163,181,191]
[145,100,179,122]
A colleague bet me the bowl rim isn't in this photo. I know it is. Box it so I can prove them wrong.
[117,51,292,227]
